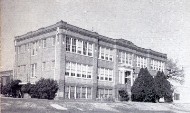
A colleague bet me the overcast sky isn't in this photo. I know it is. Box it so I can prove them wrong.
[1,0,190,101]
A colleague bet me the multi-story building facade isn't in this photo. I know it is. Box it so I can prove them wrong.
[14,21,167,100]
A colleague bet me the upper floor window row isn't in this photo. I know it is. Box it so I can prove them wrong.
[16,36,56,54]
[98,68,113,82]
[118,51,133,65]
[66,36,93,57]
[136,56,147,68]
[65,61,93,79]
[99,47,113,61]
[151,59,165,71]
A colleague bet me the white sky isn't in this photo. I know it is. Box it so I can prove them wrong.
[1,0,190,102]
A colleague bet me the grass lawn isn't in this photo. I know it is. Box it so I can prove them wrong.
[1,97,190,113]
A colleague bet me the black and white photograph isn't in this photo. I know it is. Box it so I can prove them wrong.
[1,0,190,113]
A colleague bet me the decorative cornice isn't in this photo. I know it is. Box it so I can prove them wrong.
[15,20,167,59]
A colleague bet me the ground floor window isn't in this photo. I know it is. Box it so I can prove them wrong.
[64,86,92,99]
[65,86,69,99]
[97,88,113,99]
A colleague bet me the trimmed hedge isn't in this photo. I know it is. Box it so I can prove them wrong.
[1,79,22,98]
[118,89,129,101]
[21,78,59,100]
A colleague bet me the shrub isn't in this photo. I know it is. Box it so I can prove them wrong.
[1,79,22,97]
[21,83,32,94]
[118,89,129,101]
[131,68,156,102]
[29,78,59,99]
[1,83,12,96]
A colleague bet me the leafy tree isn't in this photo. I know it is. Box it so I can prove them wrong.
[154,71,173,102]
[131,68,156,102]
[166,59,184,84]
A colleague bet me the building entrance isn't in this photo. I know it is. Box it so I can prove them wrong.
[125,71,131,84]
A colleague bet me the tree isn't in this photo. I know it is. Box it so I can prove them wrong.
[166,59,184,84]
[131,68,156,102]
[154,71,174,102]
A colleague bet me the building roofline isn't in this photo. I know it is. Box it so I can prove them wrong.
[15,20,167,59]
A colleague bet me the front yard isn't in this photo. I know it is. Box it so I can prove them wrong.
[1,96,190,113]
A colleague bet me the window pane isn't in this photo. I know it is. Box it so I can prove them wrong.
[76,86,81,98]
[87,87,91,99]
[88,43,93,56]
[72,38,76,52]
[70,86,75,99]
[66,36,71,51]
[82,87,86,98]
[71,63,76,76]
[87,66,92,78]
[77,40,82,54]
[101,48,104,59]
[65,86,69,99]
[82,65,86,78]
[83,41,87,55]
[65,62,70,76]
[77,64,81,77]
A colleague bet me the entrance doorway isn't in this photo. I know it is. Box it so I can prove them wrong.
[125,71,131,84]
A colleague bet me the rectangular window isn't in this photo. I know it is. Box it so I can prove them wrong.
[83,41,87,55]
[76,86,81,98]
[109,49,113,61]
[70,86,75,99]
[32,42,36,56]
[104,89,108,98]
[77,64,81,77]
[82,87,86,98]
[109,70,113,81]
[129,54,132,65]
[52,37,55,46]
[72,38,76,52]
[65,62,70,76]
[71,63,76,76]
[100,68,104,80]
[105,49,109,60]
[88,43,93,56]
[87,66,92,78]
[82,65,86,78]
[100,89,104,98]
[87,87,92,99]
[31,63,37,77]
[42,39,46,48]
[77,40,82,54]
[151,60,153,69]
[101,47,104,59]
[66,36,71,51]
[125,53,128,64]
[105,69,108,80]
[65,86,69,99]
[108,89,112,97]
[122,52,125,63]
